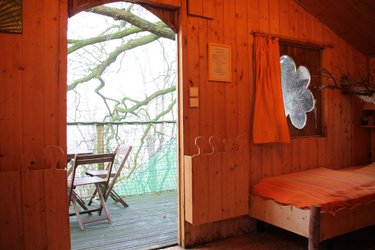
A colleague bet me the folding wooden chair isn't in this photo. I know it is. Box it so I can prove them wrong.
[67,152,116,230]
[86,145,132,208]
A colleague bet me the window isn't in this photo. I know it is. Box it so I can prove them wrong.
[280,42,323,137]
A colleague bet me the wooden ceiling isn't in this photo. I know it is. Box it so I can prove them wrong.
[294,0,375,57]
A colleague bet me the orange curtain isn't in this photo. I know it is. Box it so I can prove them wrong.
[252,35,290,144]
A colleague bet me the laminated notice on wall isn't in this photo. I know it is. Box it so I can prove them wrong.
[208,42,232,82]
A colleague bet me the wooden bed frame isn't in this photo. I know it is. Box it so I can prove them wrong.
[249,195,375,250]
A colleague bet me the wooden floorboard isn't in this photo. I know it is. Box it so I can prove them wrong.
[70,191,178,250]
[164,224,375,250]
[71,190,375,250]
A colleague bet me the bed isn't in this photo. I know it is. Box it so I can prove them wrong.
[249,163,375,250]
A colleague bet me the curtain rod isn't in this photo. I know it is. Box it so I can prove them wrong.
[251,32,333,49]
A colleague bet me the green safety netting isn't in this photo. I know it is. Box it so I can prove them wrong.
[115,138,177,196]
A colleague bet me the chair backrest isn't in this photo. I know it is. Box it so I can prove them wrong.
[66,152,94,176]
[68,152,116,203]
[105,145,132,199]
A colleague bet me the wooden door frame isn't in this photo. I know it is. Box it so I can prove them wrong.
[65,0,184,246]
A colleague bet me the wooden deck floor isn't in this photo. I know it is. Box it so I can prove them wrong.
[70,191,178,250]
[71,191,375,250]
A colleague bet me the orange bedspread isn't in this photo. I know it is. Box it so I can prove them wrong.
[251,163,375,213]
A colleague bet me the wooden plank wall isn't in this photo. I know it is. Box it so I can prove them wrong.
[0,0,180,248]
[180,0,370,246]
[0,0,371,248]
[0,0,70,249]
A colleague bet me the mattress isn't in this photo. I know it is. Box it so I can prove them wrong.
[251,163,375,213]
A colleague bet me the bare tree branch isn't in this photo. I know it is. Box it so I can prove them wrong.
[126,99,176,178]
[68,26,142,54]
[68,33,160,91]
[89,6,175,40]
[68,4,177,182]
[94,77,120,117]
[114,85,176,114]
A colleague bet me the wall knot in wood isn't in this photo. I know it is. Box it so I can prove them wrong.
[26,145,66,171]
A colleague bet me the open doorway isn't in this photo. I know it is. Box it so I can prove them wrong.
[66,2,178,249]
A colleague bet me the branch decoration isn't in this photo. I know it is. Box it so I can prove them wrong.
[319,68,375,103]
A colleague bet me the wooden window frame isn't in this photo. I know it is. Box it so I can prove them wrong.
[279,41,324,138]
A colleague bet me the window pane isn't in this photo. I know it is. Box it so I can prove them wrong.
[280,43,323,137]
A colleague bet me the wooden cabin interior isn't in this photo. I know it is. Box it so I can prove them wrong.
[1,0,375,249]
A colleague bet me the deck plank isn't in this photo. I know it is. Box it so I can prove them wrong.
[70,191,177,250]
